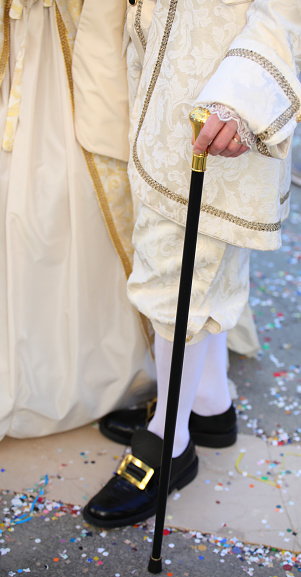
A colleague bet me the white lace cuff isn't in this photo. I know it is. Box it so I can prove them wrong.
[205,103,256,149]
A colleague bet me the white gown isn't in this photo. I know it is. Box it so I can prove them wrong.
[0,0,155,440]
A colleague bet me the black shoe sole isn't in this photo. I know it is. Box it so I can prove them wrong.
[191,425,237,449]
[99,419,136,446]
[82,456,199,529]
[99,418,237,449]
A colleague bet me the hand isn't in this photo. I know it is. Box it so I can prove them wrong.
[192,114,249,158]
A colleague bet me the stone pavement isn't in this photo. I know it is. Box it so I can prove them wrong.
[0,181,300,577]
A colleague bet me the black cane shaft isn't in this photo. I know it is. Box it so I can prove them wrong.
[149,170,204,572]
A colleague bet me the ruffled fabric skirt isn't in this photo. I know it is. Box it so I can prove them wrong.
[0,0,155,440]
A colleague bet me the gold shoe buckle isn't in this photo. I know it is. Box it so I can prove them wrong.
[146,397,157,422]
[117,454,154,491]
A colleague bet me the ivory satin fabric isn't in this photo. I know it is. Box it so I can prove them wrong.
[0,0,155,440]
[0,0,259,440]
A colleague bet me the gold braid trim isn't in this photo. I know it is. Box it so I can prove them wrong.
[0,0,12,89]
[134,0,146,51]
[134,152,285,231]
[55,4,74,102]
[201,205,281,232]
[280,188,290,205]
[257,105,296,142]
[225,48,300,146]
[55,3,153,351]
[133,0,178,181]
[255,138,273,157]
[133,161,188,206]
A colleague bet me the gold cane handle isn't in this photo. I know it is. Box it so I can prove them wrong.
[189,107,210,172]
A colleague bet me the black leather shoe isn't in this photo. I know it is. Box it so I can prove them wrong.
[189,404,237,448]
[99,400,237,448]
[99,398,157,445]
[83,430,198,528]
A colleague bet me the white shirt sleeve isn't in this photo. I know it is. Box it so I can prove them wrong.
[195,0,301,158]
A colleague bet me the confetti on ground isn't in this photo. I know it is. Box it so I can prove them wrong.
[0,187,300,575]
[234,199,301,447]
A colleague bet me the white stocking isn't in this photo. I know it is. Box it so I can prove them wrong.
[148,332,210,457]
[191,332,231,417]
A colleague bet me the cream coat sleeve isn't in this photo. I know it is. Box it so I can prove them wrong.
[195,0,301,159]
[72,0,130,163]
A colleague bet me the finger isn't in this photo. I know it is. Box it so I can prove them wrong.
[219,133,242,157]
[193,114,226,153]
[220,144,249,158]
[207,120,238,156]
[229,144,249,157]
[231,134,241,145]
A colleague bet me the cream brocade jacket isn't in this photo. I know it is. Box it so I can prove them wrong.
[73,0,301,251]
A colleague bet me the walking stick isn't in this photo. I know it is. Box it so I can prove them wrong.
[148,107,210,574]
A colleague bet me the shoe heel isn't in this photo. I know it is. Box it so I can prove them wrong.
[172,456,199,491]
[191,425,237,449]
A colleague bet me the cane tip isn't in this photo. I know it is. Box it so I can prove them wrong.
[148,555,162,574]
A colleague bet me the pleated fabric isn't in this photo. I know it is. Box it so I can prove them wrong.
[0,0,155,440]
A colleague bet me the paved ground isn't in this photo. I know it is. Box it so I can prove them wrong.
[0,177,300,576]
[229,187,301,442]
[1,512,301,577]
